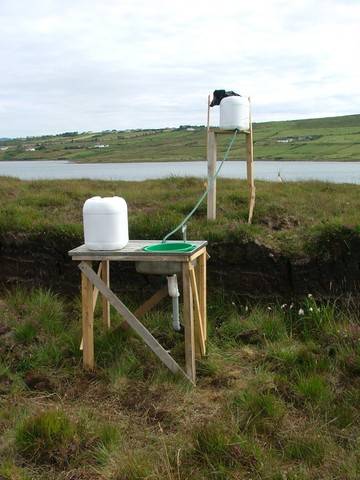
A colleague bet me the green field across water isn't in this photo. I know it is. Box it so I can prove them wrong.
[1,113,360,162]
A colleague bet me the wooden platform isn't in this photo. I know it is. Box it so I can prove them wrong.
[69,240,208,384]
[69,240,207,262]
[206,98,255,223]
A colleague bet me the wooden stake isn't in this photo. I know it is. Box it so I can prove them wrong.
[101,260,110,329]
[189,265,206,357]
[207,94,211,131]
[81,261,94,369]
[182,262,196,383]
[197,251,207,344]
[246,97,256,224]
[206,94,211,212]
[207,130,217,220]
[206,94,211,159]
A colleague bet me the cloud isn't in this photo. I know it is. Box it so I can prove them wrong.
[0,0,359,136]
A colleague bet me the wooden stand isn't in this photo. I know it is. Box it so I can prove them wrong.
[207,97,255,224]
[69,240,207,385]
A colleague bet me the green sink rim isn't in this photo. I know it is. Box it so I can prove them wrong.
[143,242,196,253]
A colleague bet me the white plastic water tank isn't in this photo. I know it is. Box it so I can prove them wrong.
[220,96,250,131]
[83,196,128,250]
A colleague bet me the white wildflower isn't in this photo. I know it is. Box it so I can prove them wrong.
[298,308,304,315]
[290,303,294,309]
[281,304,287,309]
[308,293,313,298]
[245,306,249,312]
[309,307,313,312]
[267,306,272,311]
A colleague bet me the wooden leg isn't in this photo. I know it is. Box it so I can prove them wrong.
[101,260,110,329]
[80,262,105,350]
[182,262,196,383]
[197,251,207,348]
[189,265,206,358]
[81,261,94,369]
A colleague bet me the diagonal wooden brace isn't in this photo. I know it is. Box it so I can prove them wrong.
[78,261,193,384]
[120,285,169,330]
[135,285,169,318]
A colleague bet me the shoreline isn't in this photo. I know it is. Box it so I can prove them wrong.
[1,157,360,163]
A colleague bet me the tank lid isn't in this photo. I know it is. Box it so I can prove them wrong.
[220,95,248,104]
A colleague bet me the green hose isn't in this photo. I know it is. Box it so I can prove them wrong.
[162,129,238,243]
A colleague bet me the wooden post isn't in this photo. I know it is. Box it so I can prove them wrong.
[246,97,255,224]
[182,262,196,383]
[197,251,207,346]
[206,94,211,159]
[207,130,217,220]
[207,94,211,131]
[101,260,110,329]
[81,261,94,369]
[80,262,107,350]
[189,265,206,357]
[206,94,211,219]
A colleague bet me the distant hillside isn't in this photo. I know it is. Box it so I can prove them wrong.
[1,114,360,162]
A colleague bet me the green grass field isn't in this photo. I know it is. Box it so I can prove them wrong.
[1,113,360,162]
[1,176,360,256]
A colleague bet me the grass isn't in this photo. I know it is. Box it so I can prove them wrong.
[0,287,359,479]
[1,114,360,162]
[266,341,329,377]
[295,375,332,405]
[15,410,76,465]
[1,176,360,257]
[15,409,120,468]
[284,435,326,466]
[231,389,285,432]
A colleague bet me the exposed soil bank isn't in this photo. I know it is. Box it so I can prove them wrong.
[1,230,360,299]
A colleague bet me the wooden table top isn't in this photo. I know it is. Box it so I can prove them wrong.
[69,240,207,262]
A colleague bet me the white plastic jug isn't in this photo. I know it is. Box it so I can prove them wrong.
[220,96,250,131]
[83,196,128,250]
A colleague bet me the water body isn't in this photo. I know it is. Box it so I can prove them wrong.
[0,160,360,184]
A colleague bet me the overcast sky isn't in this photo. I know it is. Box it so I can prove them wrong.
[1,0,359,137]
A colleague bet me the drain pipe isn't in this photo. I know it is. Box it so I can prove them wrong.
[167,274,181,331]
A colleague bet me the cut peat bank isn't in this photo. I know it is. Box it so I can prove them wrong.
[1,176,360,298]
